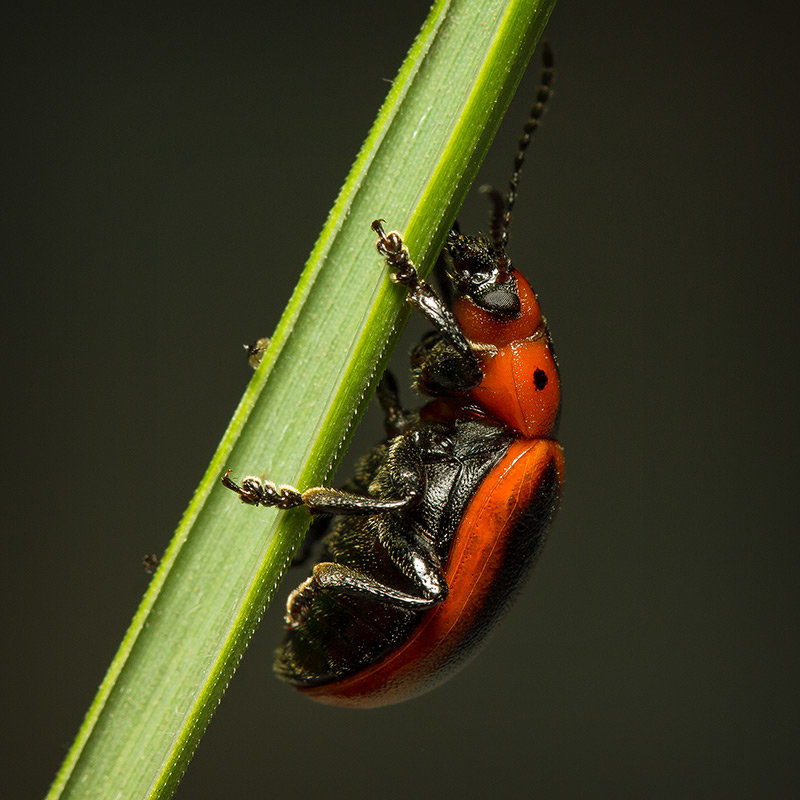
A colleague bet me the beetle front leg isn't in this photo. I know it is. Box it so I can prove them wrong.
[372,219,465,348]
[372,222,478,346]
[373,220,482,392]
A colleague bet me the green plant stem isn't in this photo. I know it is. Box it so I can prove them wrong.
[47,1,556,797]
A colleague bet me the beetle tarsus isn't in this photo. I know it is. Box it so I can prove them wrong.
[372,219,418,286]
[222,471,303,509]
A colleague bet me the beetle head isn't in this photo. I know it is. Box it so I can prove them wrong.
[443,230,521,318]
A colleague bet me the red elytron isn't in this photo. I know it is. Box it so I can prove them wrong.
[223,46,562,707]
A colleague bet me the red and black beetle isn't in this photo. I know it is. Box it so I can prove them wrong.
[223,47,563,707]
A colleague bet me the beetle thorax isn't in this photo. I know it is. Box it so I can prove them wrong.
[453,268,543,347]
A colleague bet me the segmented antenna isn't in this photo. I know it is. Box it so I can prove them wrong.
[498,44,555,249]
[480,184,507,254]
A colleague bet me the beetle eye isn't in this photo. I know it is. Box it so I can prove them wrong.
[480,287,521,316]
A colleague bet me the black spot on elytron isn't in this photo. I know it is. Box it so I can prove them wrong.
[533,368,548,391]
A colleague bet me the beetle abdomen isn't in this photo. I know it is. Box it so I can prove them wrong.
[273,421,513,687]
[297,438,564,707]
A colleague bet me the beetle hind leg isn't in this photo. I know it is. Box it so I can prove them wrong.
[285,557,447,629]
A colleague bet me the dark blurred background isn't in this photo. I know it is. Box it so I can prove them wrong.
[4,1,799,797]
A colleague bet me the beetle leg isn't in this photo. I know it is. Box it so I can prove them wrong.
[222,472,423,516]
[372,220,482,389]
[376,371,414,436]
[288,529,448,622]
[301,484,423,514]
[293,453,398,564]
[315,562,443,609]
[292,513,448,624]
[378,524,449,603]
[285,557,446,627]
[224,428,427,514]
[409,330,483,395]
[222,471,304,508]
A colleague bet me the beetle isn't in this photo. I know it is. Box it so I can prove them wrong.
[223,46,563,707]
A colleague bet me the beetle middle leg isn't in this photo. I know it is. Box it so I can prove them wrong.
[280,370,414,565]
[222,472,422,515]
[285,371,409,566]
[224,430,449,625]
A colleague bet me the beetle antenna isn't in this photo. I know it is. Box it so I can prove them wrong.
[500,43,554,248]
[480,184,506,252]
